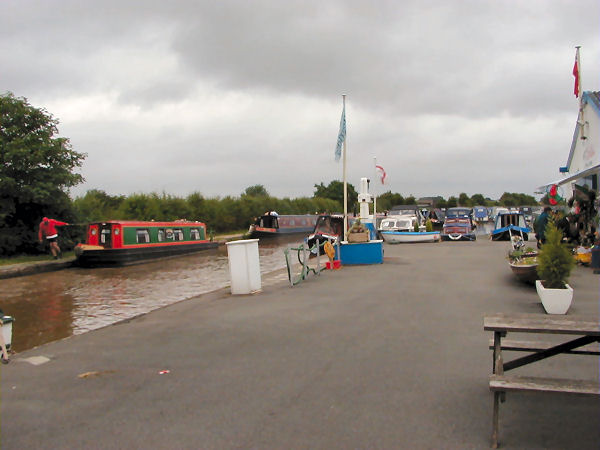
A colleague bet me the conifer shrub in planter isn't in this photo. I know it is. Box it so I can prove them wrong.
[347,219,369,243]
[535,222,575,314]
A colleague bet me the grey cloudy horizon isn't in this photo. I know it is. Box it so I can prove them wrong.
[3,0,599,201]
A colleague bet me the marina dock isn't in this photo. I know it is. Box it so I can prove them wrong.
[2,238,599,448]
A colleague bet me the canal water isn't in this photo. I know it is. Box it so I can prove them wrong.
[2,236,305,353]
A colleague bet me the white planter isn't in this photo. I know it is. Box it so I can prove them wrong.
[535,280,573,314]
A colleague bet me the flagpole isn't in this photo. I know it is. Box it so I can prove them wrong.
[342,94,348,242]
[575,46,585,138]
[575,46,582,107]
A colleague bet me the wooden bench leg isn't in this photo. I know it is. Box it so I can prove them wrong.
[492,391,500,448]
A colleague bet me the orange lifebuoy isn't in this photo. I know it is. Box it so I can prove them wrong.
[323,241,335,260]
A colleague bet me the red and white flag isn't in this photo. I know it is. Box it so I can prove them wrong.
[573,48,580,98]
[375,165,386,184]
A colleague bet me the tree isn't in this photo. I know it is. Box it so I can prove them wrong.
[447,196,458,208]
[313,180,357,208]
[377,191,404,211]
[0,93,86,255]
[242,184,269,197]
[470,193,486,206]
[458,192,471,206]
[73,189,124,222]
[499,192,538,207]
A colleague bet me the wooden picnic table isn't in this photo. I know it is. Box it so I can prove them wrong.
[483,312,600,448]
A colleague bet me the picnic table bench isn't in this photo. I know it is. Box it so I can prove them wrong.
[484,313,600,448]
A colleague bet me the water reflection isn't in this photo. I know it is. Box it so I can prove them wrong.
[2,236,303,352]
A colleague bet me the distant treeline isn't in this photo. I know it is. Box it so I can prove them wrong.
[72,188,341,234]
[72,185,538,233]
[1,181,539,256]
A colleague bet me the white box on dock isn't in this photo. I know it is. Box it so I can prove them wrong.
[2,316,14,349]
[226,239,262,295]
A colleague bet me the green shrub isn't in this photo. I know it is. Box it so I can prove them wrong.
[536,222,574,289]
[425,219,433,232]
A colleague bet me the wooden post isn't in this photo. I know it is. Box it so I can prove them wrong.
[492,331,504,448]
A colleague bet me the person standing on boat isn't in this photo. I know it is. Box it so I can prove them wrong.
[38,217,69,259]
[534,206,552,248]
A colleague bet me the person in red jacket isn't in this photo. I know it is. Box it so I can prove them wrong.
[38,217,69,259]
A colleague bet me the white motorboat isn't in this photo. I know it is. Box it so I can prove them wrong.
[381,231,440,244]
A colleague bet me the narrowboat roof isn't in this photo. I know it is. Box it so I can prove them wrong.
[89,220,207,227]
[389,205,419,212]
[258,214,318,218]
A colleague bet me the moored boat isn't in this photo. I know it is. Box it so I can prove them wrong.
[74,220,219,266]
[306,214,345,254]
[472,206,490,223]
[378,216,417,233]
[428,208,445,230]
[381,231,440,244]
[441,218,476,241]
[248,213,319,238]
[491,212,530,241]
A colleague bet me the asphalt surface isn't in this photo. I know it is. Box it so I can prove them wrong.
[1,236,599,449]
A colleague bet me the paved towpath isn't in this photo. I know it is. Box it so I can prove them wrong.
[2,237,599,449]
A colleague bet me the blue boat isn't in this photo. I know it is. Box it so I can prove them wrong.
[491,212,530,241]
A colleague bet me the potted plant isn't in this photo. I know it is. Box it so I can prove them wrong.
[535,222,575,314]
[347,219,369,243]
[507,246,538,284]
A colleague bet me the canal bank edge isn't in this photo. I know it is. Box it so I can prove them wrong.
[0,235,245,280]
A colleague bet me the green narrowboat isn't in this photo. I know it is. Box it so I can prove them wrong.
[74,220,218,266]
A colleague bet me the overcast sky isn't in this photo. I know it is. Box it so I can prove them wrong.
[3,1,599,201]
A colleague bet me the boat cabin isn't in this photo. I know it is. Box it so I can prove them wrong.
[494,212,528,230]
[84,221,208,249]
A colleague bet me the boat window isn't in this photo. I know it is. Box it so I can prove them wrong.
[289,220,295,226]
[190,228,200,240]
[157,229,165,242]
[136,229,150,244]
[165,229,174,240]
[173,229,184,241]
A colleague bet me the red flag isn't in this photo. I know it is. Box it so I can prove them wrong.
[573,52,580,97]
[375,165,386,184]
